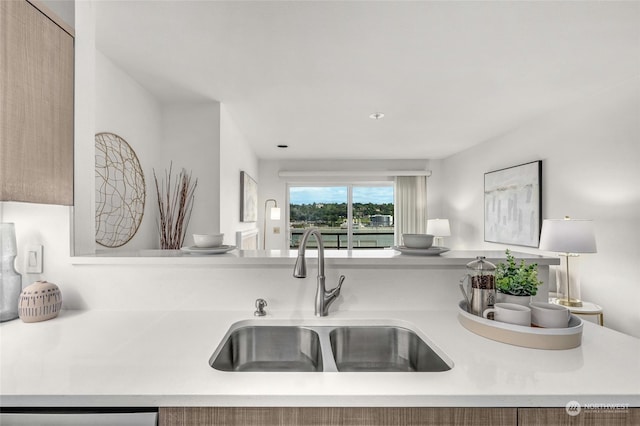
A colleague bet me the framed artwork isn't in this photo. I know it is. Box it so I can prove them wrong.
[484,160,542,247]
[240,171,258,222]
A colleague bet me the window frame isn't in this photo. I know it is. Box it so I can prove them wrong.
[286,182,394,250]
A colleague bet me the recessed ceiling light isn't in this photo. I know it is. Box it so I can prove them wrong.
[369,112,385,120]
[277,144,288,148]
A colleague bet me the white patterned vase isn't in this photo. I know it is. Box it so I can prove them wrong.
[19,280,62,323]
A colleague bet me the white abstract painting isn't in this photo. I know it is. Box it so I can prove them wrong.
[241,171,258,222]
[484,161,542,247]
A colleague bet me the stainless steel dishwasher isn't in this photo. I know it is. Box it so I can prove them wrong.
[0,408,158,425]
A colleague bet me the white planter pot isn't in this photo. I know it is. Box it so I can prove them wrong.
[497,293,531,306]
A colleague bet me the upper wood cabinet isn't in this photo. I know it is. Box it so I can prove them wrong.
[0,0,74,205]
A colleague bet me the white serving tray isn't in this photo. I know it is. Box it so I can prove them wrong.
[457,301,583,350]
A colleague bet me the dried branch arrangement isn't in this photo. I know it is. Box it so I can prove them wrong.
[153,164,198,249]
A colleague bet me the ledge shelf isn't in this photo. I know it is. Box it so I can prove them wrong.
[70,249,560,268]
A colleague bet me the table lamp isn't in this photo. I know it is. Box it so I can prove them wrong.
[538,217,597,307]
[263,199,281,249]
[426,219,451,247]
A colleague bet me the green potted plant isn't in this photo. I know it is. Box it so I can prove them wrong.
[495,249,542,305]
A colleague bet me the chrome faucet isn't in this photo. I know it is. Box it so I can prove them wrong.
[293,228,345,317]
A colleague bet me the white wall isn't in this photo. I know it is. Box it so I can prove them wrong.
[219,105,259,246]
[95,50,163,251]
[160,102,221,247]
[258,159,437,250]
[40,0,75,28]
[0,203,71,290]
[441,79,640,337]
[426,158,446,220]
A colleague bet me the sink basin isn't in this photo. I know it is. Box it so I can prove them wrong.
[210,326,323,372]
[210,321,452,373]
[329,326,451,372]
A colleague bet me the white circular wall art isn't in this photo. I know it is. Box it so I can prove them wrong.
[95,132,146,247]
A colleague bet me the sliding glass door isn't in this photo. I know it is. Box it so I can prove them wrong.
[288,184,393,250]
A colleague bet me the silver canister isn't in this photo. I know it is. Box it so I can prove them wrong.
[460,256,496,316]
[469,287,496,317]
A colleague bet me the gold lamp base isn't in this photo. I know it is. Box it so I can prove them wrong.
[557,297,583,308]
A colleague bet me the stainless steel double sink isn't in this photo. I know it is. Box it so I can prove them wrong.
[209,320,452,373]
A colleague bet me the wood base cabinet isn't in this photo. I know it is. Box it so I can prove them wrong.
[518,408,639,426]
[159,407,639,426]
[0,0,74,205]
[159,407,516,426]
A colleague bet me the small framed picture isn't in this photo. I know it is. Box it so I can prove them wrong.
[240,171,258,222]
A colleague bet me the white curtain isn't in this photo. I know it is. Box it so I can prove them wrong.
[394,176,428,246]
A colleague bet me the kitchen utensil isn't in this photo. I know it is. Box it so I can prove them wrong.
[530,302,570,328]
[460,256,496,316]
[483,303,531,327]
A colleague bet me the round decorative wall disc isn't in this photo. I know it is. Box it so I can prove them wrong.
[95,132,146,248]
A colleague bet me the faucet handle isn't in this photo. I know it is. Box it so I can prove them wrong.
[337,275,345,291]
[254,298,267,316]
[330,275,345,298]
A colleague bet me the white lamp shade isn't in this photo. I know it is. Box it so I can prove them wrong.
[539,218,597,253]
[426,219,451,237]
[270,207,281,220]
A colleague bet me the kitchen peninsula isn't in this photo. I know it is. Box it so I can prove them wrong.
[1,251,638,425]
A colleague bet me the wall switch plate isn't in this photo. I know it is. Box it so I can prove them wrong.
[273,227,280,234]
[25,244,43,274]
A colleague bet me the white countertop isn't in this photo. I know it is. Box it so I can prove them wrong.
[1,308,638,408]
[71,249,560,267]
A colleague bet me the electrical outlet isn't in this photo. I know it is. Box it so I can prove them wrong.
[273,227,280,234]
[25,244,43,274]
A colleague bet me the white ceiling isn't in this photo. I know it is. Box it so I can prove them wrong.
[95,1,640,161]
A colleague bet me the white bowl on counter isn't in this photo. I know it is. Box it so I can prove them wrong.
[193,233,224,248]
[402,233,434,249]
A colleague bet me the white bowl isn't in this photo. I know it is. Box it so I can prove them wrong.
[193,233,224,248]
[403,234,434,249]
